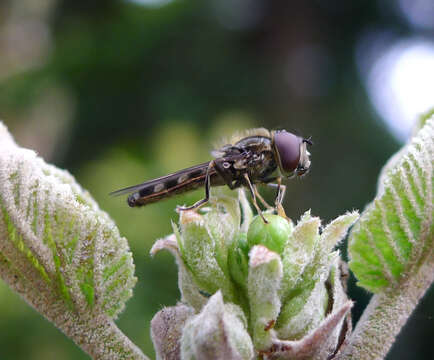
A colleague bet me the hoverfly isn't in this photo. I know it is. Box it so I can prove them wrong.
[111,128,312,222]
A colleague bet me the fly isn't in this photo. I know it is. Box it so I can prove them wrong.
[111,128,312,223]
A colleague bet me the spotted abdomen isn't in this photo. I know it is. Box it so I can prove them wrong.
[121,162,223,207]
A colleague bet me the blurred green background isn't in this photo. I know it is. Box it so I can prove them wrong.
[0,0,433,359]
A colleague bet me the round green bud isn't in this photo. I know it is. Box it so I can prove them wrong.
[247,214,292,254]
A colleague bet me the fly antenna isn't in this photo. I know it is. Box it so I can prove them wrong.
[303,136,313,146]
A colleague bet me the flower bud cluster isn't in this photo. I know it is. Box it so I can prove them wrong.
[151,190,358,360]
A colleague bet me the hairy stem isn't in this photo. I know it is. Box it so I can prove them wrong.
[338,257,434,360]
[0,252,147,360]
[64,316,146,360]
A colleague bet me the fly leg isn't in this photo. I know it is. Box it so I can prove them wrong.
[177,161,214,211]
[267,178,288,219]
[275,177,287,206]
[243,173,268,224]
[254,186,274,210]
[233,176,273,210]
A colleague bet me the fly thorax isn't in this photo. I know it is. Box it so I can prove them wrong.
[234,158,247,170]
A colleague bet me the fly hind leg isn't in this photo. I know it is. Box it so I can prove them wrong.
[177,161,214,212]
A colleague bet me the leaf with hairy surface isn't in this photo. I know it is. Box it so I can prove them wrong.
[348,118,433,292]
[340,116,434,360]
[0,121,146,360]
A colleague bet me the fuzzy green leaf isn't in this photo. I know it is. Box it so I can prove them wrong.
[348,118,433,293]
[0,122,145,359]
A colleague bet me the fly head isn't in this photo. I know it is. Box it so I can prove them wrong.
[272,130,312,178]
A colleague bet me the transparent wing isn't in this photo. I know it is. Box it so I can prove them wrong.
[110,161,211,197]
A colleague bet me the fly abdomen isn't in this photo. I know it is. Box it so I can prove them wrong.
[125,162,223,207]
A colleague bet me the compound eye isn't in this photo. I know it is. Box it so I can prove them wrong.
[274,131,301,174]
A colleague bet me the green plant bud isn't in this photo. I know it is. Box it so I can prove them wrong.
[247,214,292,255]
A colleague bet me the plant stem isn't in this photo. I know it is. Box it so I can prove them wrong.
[64,315,147,360]
[338,258,434,360]
[0,254,147,360]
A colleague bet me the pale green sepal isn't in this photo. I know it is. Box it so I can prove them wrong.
[320,211,359,254]
[319,257,352,357]
[280,211,320,301]
[298,210,357,299]
[150,234,207,311]
[276,209,357,342]
[204,191,240,283]
[227,233,249,292]
[268,301,352,360]
[180,291,254,360]
[308,213,358,292]
[276,281,328,340]
[178,210,236,303]
[247,245,283,350]
[151,303,195,360]
[239,189,253,233]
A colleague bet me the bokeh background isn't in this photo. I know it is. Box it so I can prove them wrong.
[0,0,433,359]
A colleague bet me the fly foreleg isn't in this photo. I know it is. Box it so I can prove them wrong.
[267,178,288,218]
[276,178,287,206]
[177,161,214,211]
[243,173,268,224]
